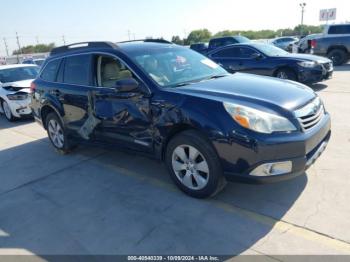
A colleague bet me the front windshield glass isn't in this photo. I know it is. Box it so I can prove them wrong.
[253,44,289,56]
[129,46,228,87]
[0,66,39,83]
[236,36,250,43]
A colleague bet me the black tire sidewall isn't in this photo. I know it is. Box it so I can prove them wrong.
[328,49,346,66]
[2,100,14,122]
[165,131,223,198]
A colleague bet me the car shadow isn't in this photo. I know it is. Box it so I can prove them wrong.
[333,63,350,72]
[0,116,34,130]
[0,139,307,256]
[308,83,328,92]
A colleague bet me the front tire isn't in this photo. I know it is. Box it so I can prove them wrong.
[327,49,348,66]
[276,68,297,81]
[45,112,74,154]
[2,100,15,122]
[165,130,226,198]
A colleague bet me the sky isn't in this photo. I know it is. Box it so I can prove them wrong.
[0,0,349,56]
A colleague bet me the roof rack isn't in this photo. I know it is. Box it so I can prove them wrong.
[50,41,118,55]
[118,39,172,44]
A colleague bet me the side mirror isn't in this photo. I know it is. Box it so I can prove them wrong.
[251,53,263,60]
[114,78,139,93]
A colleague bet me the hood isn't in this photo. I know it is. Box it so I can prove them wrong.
[170,73,316,111]
[279,53,331,63]
[1,79,33,93]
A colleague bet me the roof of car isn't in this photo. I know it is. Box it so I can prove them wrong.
[118,41,178,53]
[0,64,38,70]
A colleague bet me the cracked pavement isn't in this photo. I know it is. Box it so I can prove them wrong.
[0,64,350,258]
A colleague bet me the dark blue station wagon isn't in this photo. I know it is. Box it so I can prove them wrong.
[30,40,331,198]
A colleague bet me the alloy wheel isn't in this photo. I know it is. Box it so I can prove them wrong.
[48,119,64,148]
[277,71,288,79]
[171,144,209,190]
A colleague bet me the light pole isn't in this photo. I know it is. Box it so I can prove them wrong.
[299,3,306,36]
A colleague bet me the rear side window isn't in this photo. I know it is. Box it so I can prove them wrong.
[328,25,350,34]
[41,59,61,82]
[64,55,91,85]
[212,47,240,58]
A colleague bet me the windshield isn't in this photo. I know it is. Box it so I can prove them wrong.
[236,36,250,43]
[0,66,39,83]
[129,47,228,87]
[252,44,289,56]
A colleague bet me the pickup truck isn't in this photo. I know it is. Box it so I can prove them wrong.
[312,24,350,65]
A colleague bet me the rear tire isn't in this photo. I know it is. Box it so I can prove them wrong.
[45,112,75,154]
[327,49,348,66]
[276,68,297,81]
[165,130,226,198]
[2,100,15,122]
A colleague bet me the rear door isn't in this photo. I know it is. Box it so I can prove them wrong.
[54,54,95,138]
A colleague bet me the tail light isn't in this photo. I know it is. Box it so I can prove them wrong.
[30,82,36,93]
[310,39,317,48]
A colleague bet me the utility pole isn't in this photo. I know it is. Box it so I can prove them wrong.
[127,30,131,41]
[15,32,22,63]
[3,38,9,57]
[299,3,306,36]
[36,36,39,45]
[62,35,66,45]
[16,32,22,54]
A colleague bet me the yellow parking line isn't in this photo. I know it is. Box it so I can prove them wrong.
[98,160,350,254]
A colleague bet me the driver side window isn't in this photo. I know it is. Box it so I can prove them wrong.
[95,55,134,88]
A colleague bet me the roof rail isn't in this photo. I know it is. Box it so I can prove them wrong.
[118,39,173,44]
[50,41,118,55]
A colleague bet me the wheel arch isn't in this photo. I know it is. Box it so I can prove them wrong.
[40,104,63,130]
[327,45,349,55]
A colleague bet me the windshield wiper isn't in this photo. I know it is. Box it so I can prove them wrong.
[207,74,229,79]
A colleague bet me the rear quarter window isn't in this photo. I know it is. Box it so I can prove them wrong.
[40,59,61,82]
[328,25,350,34]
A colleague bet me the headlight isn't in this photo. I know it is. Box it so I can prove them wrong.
[298,61,317,68]
[223,102,297,134]
[6,93,28,100]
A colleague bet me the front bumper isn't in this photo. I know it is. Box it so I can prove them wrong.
[298,64,333,84]
[216,113,331,183]
[9,98,32,118]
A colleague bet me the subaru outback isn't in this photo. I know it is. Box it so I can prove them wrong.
[30,40,331,198]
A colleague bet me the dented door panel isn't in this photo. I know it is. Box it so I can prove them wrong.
[93,88,153,151]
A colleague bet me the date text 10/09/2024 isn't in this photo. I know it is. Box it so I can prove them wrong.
[127,256,220,261]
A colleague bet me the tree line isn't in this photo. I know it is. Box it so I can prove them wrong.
[13,43,56,55]
[172,25,323,45]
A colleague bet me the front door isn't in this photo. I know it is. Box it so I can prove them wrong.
[92,55,153,152]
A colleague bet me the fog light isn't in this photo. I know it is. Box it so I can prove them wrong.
[250,161,292,177]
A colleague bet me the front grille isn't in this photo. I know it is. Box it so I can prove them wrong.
[295,97,324,131]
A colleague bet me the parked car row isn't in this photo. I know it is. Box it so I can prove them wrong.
[207,42,333,84]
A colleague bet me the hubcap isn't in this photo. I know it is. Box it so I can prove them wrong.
[277,71,288,79]
[3,101,12,120]
[48,119,64,148]
[172,145,209,190]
